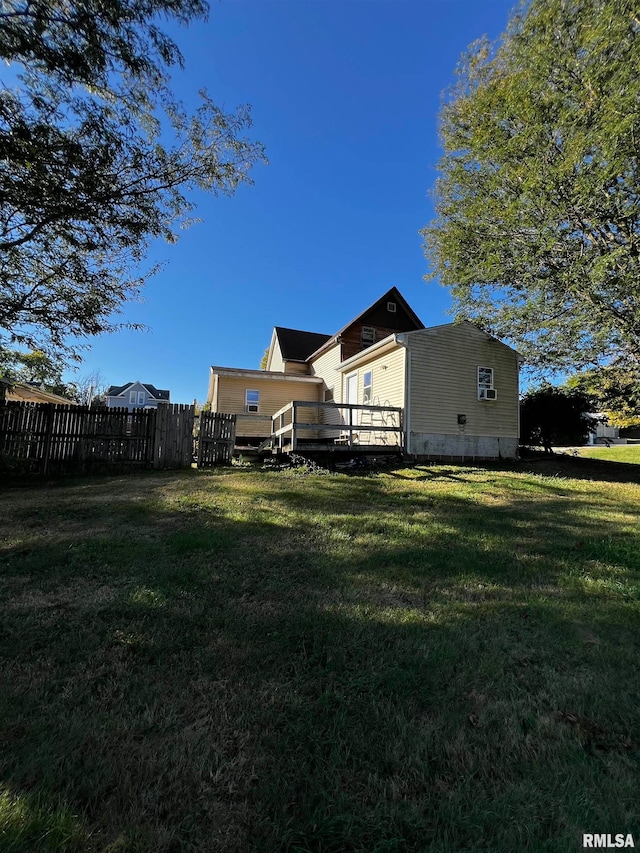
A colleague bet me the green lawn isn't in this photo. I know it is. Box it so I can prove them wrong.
[572,444,640,464]
[1,459,639,852]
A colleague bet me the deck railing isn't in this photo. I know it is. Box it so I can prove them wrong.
[270,400,403,452]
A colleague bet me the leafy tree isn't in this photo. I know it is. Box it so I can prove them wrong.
[566,366,640,428]
[260,347,269,370]
[0,348,76,398]
[520,384,595,452]
[422,0,640,375]
[0,0,266,363]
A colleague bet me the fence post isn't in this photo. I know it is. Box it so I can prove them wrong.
[196,412,205,468]
[153,405,164,469]
[184,405,195,467]
[41,404,55,475]
[292,402,297,452]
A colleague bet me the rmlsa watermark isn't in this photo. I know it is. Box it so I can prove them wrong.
[583,835,635,849]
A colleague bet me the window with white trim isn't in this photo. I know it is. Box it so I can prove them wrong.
[245,389,259,413]
[361,325,376,347]
[137,391,145,405]
[129,390,136,404]
[363,370,373,404]
[477,366,497,400]
[478,367,493,390]
[387,301,397,313]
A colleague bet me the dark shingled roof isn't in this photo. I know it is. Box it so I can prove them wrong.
[274,327,331,362]
[106,382,170,400]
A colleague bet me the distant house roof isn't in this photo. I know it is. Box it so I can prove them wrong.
[273,327,332,363]
[1,379,79,405]
[106,382,170,401]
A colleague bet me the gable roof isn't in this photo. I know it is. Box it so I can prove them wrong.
[106,382,170,400]
[404,320,523,359]
[334,286,424,338]
[337,321,524,372]
[273,327,331,363]
[307,286,424,362]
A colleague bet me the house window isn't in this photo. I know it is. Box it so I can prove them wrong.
[387,301,397,313]
[478,367,493,390]
[361,326,376,347]
[137,391,145,405]
[363,370,373,404]
[129,391,136,404]
[478,366,497,400]
[246,390,259,413]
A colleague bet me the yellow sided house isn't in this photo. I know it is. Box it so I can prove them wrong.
[206,288,522,460]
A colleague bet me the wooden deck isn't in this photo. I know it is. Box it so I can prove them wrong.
[265,400,404,455]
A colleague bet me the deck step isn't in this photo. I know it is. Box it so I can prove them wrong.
[255,436,275,455]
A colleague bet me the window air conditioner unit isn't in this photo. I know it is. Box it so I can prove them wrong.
[479,388,498,401]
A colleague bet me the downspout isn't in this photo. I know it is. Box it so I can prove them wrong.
[517,354,522,458]
[405,350,411,457]
[395,334,410,457]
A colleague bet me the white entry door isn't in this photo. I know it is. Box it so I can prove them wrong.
[345,372,358,429]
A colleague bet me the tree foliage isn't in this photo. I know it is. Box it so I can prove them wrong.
[0,348,76,398]
[0,0,266,362]
[520,384,595,451]
[566,366,640,427]
[422,0,640,375]
[0,348,109,403]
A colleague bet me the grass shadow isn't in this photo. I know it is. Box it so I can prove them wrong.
[0,468,639,851]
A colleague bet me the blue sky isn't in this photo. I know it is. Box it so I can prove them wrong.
[69,0,517,403]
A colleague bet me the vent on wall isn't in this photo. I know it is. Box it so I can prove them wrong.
[387,301,397,313]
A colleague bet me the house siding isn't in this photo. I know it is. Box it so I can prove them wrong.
[347,345,405,409]
[337,294,423,361]
[340,323,408,362]
[309,343,344,437]
[310,343,343,401]
[215,375,321,438]
[340,345,404,446]
[406,325,519,459]
[268,339,285,372]
[283,361,309,375]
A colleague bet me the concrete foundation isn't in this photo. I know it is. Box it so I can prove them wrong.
[408,432,518,461]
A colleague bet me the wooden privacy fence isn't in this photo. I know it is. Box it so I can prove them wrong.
[196,411,236,467]
[0,402,237,473]
[154,403,195,469]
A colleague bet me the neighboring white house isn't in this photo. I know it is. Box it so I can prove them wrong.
[206,288,523,460]
[587,414,623,445]
[105,381,170,412]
